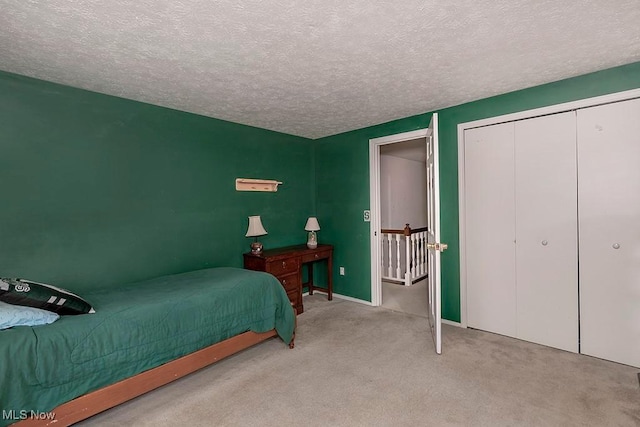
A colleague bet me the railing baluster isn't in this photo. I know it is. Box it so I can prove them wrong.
[412,233,417,278]
[387,233,392,278]
[380,225,429,285]
[420,231,428,276]
[418,233,423,275]
[395,235,401,280]
[404,236,410,286]
[403,224,411,286]
[416,232,422,277]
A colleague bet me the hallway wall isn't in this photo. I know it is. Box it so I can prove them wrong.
[380,154,427,230]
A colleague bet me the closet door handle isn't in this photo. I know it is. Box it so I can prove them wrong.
[612,243,620,249]
[541,240,548,246]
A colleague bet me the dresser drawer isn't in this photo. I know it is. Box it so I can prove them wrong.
[301,250,331,263]
[286,288,300,303]
[266,258,299,276]
[277,272,300,293]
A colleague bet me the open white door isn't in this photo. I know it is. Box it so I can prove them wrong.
[426,113,446,354]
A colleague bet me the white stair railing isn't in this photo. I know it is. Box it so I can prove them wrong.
[381,224,429,286]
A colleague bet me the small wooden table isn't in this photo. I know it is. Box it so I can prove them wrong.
[243,244,333,315]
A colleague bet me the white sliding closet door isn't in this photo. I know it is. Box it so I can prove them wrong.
[514,112,578,352]
[578,98,640,367]
[465,123,516,337]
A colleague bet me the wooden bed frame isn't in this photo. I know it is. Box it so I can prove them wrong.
[14,328,294,426]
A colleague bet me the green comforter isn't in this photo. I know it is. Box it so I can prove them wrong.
[0,267,295,425]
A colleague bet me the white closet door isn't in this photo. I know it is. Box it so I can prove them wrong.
[465,123,517,337]
[514,112,578,352]
[578,98,640,367]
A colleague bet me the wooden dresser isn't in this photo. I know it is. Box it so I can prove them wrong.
[243,244,333,315]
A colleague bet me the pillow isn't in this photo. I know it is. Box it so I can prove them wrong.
[0,278,95,315]
[0,301,60,330]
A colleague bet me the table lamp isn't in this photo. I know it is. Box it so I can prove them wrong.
[246,215,267,254]
[305,217,320,249]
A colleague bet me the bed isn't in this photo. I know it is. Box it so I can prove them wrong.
[0,267,296,426]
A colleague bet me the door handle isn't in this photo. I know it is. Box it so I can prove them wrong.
[427,242,448,252]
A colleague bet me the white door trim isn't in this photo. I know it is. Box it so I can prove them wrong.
[457,87,640,329]
[369,128,428,306]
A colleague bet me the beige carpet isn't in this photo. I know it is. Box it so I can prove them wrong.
[78,295,640,426]
[381,278,428,318]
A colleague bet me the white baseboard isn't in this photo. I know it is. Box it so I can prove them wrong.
[302,291,373,306]
[332,293,374,306]
[442,319,463,327]
[303,291,464,319]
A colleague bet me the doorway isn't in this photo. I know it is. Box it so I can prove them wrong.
[369,129,428,316]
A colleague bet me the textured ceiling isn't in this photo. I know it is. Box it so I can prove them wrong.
[1,1,639,139]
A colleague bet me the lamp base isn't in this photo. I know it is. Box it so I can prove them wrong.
[306,231,318,249]
[250,241,263,254]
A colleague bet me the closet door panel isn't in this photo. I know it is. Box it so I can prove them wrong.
[578,98,640,367]
[515,112,578,352]
[465,123,516,337]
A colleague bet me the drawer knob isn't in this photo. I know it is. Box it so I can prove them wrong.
[282,279,287,285]
[315,254,319,258]
[282,261,286,268]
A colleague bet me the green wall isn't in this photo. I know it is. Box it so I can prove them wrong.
[0,71,314,292]
[315,61,640,322]
[4,61,640,311]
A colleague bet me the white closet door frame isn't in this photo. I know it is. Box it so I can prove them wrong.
[457,88,640,328]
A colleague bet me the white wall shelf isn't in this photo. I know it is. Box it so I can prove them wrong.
[235,178,283,192]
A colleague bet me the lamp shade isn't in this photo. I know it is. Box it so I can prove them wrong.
[245,216,267,237]
[304,217,320,232]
